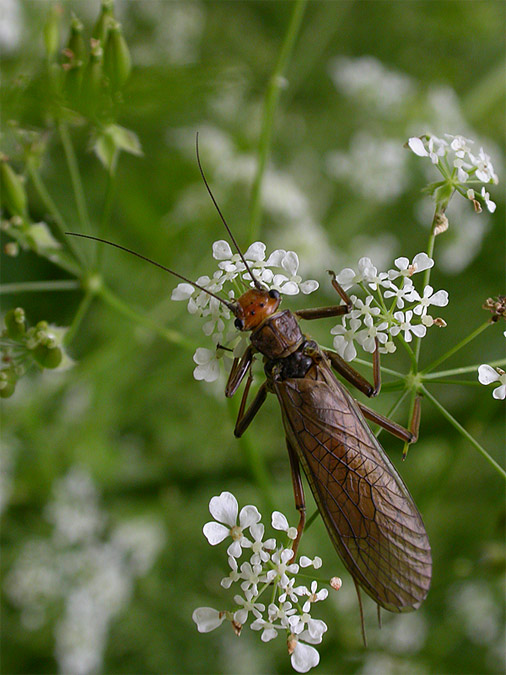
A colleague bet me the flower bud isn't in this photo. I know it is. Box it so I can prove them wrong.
[330,576,342,591]
[67,14,86,63]
[0,367,17,398]
[104,22,131,90]
[33,344,63,369]
[82,39,104,116]
[0,159,27,218]
[64,15,87,105]
[4,307,26,339]
[43,4,62,60]
[92,0,115,45]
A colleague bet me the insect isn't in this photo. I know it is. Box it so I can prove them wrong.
[67,135,431,642]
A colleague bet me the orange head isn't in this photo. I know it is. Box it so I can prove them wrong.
[233,288,281,332]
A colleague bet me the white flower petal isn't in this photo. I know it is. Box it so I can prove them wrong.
[299,280,319,294]
[408,137,428,157]
[478,364,500,385]
[192,607,225,633]
[212,240,233,260]
[282,251,299,276]
[265,249,286,266]
[280,281,300,295]
[203,522,230,545]
[209,491,239,526]
[171,282,195,301]
[239,504,261,528]
[244,241,266,261]
[291,641,320,673]
[272,511,289,531]
[492,385,506,400]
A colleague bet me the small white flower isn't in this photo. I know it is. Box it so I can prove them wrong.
[239,561,264,595]
[248,522,275,564]
[299,556,322,569]
[203,491,260,557]
[330,317,363,362]
[192,607,226,633]
[271,548,299,587]
[478,365,506,400]
[469,147,498,184]
[250,616,279,642]
[221,556,241,589]
[350,295,380,321]
[480,186,496,213]
[289,612,328,639]
[412,285,449,316]
[271,511,298,540]
[389,310,427,342]
[358,316,389,353]
[384,277,418,309]
[379,339,396,355]
[193,348,221,382]
[388,253,434,280]
[268,600,297,627]
[233,589,265,624]
[300,581,329,611]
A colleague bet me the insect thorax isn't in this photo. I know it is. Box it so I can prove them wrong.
[264,339,319,382]
[250,309,304,360]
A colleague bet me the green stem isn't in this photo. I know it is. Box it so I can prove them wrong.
[351,357,404,379]
[0,279,81,294]
[422,321,491,374]
[64,290,93,346]
[423,358,506,380]
[421,385,505,480]
[27,162,85,267]
[226,397,274,513]
[414,213,437,364]
[304,508,320,532]
[98,283,196,350]
[423,379,482,387]
[58,120,93,241]
[248,0,307,242]
[97,168,117,268]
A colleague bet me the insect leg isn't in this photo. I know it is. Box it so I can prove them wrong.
[225,345,255,397]
[295,272,353,320]
[233,381,268,438]
[358,395,422,444]
[323,343,381,397]
[285,439,306,559]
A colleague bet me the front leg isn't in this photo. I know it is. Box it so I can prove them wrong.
[295,272,352,320]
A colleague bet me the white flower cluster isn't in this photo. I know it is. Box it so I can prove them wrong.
[4,467,165,675]
[478,365,506,400]
[331,253,449,362]
[408,134,498,212]
[172,241,319,382]
[192,491,337,673]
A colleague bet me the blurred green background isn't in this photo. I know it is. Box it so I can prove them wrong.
[1,1,505,673]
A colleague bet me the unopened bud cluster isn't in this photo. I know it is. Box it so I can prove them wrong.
[1,308,67,398]
[44,0,131,116]
[192,492,340,673]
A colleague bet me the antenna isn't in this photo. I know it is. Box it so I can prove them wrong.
[65,232,238,313]
[195,132,263,291]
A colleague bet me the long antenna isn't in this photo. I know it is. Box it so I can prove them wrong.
[65,232,238,312]
[195,132,263,291]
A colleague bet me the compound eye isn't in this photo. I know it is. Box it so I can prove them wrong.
[234,318,244,330]
[268,289,280,300]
